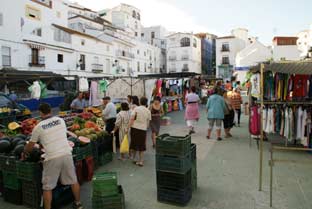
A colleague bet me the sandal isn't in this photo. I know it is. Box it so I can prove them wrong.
[136,162,144,167]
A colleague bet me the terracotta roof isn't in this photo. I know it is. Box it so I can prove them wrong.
[216,36,235,39]
[52,24,112,45]
[273,36,298,41]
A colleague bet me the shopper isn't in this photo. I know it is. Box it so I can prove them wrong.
[206,87,226,141]
[223,91,235,138]
[24,103,83,209]
[229,88,243,127]
[112,102,131,160]
[127,95,132,104]
[131,96,140,110]
[102,96,117,133]
[129,97,151,167]
[70,92,87,113]
[185,86,200,134]
[149,96,163,148]
[225,80,232,91]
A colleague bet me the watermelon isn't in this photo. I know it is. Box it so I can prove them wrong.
[17,141,26,146]
[13,144,25,157]
[0,137,11,142]
[78,136,90,145]
[0,140,11,153]
[15,134,27,140]
[11,137,24,148]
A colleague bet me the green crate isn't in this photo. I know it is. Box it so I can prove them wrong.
[16,161,42,181]
[0,155,17,173]
[156,134,191,157]
[156,153,192,174]
[191,161,197,191]
[92,172,118,197]
[3,171,21,190]
[73,144,93,161]
[98,152,113,166]
[92,185,125,209]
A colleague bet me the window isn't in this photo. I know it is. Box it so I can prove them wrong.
[106,59,110,74]
[94,56,99,64]
[183,64,189,71]
[137,61,140,72]
[29,48,44,66]
[135,32,138,37]
[54,28,71,43]
[132,10,136,18]
[135,21,138,29]
[137,13,140,20]
[151,32,155,39]
[57,54,63,63]
[137,50,140,55]
[221,43,230,52]
[222,56,230,65]
[144,63,147,72]
[141,33,144,37]
[1,46,11,67]
[31,28,42,37]
[144,51,146,56]
[0,13,3,26]
[180,37,190,47]
[81,39,85,46]
[26,6,41,20]
[193,38,197,48]
[161,40,165,45]
[80,54,85,70]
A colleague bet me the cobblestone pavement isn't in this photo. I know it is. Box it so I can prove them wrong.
[1,107,312,209]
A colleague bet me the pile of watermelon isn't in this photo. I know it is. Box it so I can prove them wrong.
[0,134,42,162]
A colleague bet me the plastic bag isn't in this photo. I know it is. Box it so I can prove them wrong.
[120,135,129,154]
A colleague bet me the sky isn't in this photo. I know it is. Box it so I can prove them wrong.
[74,0,312,45]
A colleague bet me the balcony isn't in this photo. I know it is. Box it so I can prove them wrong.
[181,55,189,60]
[169,56,177,61]
[221,47,230,52]
[80,64,85,70]
[29,56,45,67]
[182,67,189,72]
[92,64,104,73]
[31,0,52,8]
[116,50,135,59]
[169,68,176,73]
[221,61,230,65]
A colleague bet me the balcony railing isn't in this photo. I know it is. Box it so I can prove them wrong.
[169,56,176,61]
[181,55,189,60]
[29,56,45,67]
[80,64,85,70]
[92,64,104,73]
[221,47,230,52]
[169,68,176,73]
[221,61,230,65]
[182,67,189,72]
[116,50,135,59]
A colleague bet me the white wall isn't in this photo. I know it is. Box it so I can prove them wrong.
[272,45,301,61]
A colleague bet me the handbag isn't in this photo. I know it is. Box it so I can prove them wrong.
[120,135,129,154]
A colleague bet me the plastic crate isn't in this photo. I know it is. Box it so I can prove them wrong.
[16,161,42,181]
[91,140,99,160]
[2,171,21,190]
[0,155,17,173]
[92,185,125,209]
[52,185,74,209]
[92,172,118,197]
[98,152,113,166]
[98,136,113,155]
[191,143,196,162]
[83,156,94,182]
[73,143,93,161]
[75,160,84,185]
[156,169,192,189]
[3,187,23,205]
[157,186,192,206]
[156,134,191,157]
[22,181,42,209]
[156,153,192,174]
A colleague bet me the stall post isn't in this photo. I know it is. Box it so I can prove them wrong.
[259,63,264,191]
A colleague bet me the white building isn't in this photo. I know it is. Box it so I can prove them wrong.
[272,37,301,61]
[166,33,201,74]
[235,40,272,82]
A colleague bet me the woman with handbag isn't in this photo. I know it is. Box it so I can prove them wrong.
[223,91,235,138]
[112,103,131,160]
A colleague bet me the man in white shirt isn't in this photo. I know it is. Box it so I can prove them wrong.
[102,96,117,133]
[24,103,83,209]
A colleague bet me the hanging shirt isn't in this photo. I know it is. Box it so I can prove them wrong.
[99,80,109,92]
[264,72,274,100]
[79,78,89,92]
[30,81,41,100]
[251,73,260,98]
[89,81,101,107]
[296,106,304,140]
[293,75,309,99]
[284,108,289,140]
[263,108,268,133]
[287,75,294,101]
[301,109,308,145]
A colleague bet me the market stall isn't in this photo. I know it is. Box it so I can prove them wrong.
[248,60,312,206]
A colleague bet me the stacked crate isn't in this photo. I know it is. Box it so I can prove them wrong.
[156,134,195,206]
[92,172,125,209]
[191,144,197,191]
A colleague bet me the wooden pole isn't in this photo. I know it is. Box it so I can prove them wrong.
[259,63,264,191]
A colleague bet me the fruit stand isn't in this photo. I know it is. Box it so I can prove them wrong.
[0,107,113,208]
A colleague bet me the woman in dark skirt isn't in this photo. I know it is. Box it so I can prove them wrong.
[129,97,152,167]
[223,91,235,138]
[149,96,163,148]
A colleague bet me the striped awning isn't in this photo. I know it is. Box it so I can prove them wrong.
[250,60,312,74]
[28,43,45,50]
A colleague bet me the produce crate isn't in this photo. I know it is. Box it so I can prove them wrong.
[92,185,125,209]
[98,152,113,166]
[156,169,192,189]
[83,156,94,182]
[3,187,23,205]
[0,155,17,173]
[191,162,197,191]
[98,136,113,154]
[157,186,192,206]
[156,153,192,174]
[191,143,196,162]
[2,171,21,190]
[0,171,3,194]
[92,172,118,197]
[16,161,42,181]
[156,134,191,157]
[22,181,42,209]
[73,143,93,161]
[91,140,99,160]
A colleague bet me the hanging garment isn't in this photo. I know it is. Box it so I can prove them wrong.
[280,110,285,136]
[287,75,294,101]
[156,80,162,97]
[296,106,304,140]
[293,75,309,99]
[275,108,281,133]
[249,106,261,135]
[288,108,294,142]
[251,73,260,98]
[99,79,109,92]
[264,72,274,100]
[308,76,312,99]
[29,81,41,100]
[263,108,268,133]
[301,109,308,146]
[89,81,101,107]
[79,78,89,92]
[284,108,290,139]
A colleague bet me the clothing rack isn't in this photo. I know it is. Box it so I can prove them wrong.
[250,61,312,204]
